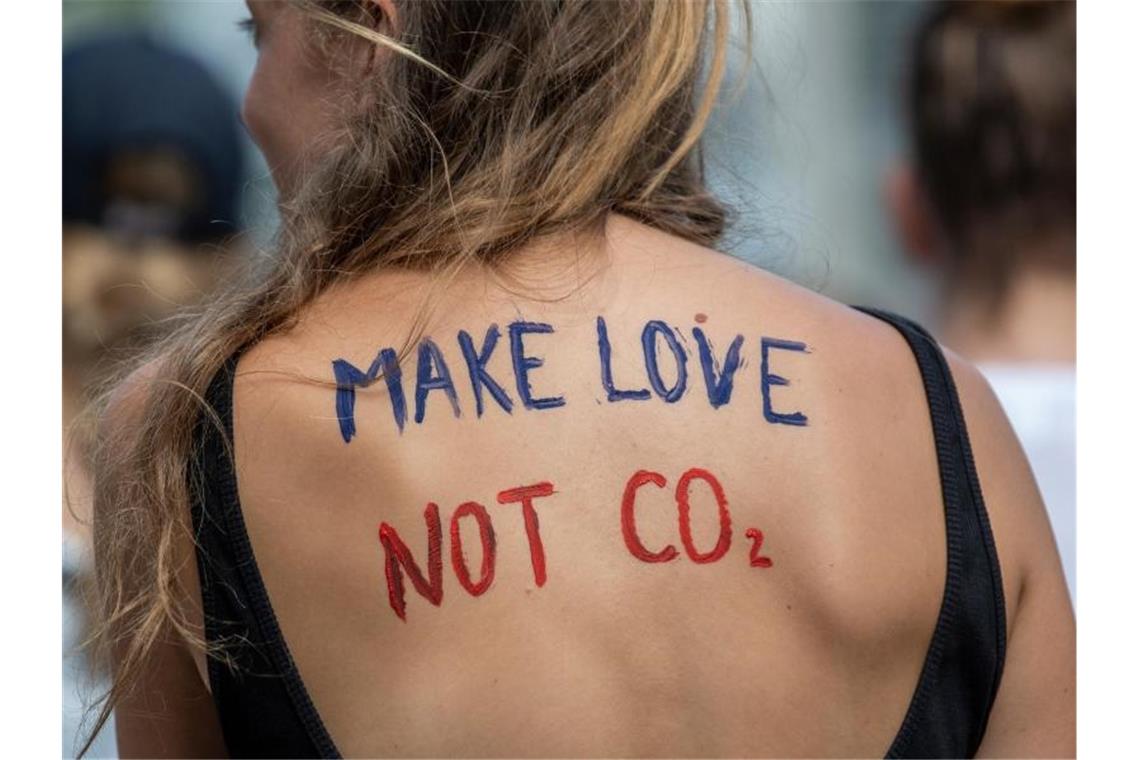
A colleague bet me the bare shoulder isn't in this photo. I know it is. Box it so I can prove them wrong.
[92,357,169,534]
[944,353,1075,756]
[621,216,924,354]
[92,355,229,756]
[97,358,164,441]
[944,350,1067,621]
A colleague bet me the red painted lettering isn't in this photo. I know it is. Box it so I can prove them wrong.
[378,503,444,621]
[621,469,680,563]
[497,482,556,587]
[675,467,732,563]
[745,527,773,568]
[450,501,497,595]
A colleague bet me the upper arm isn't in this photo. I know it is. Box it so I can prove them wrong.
[94,361,229,758]
[111,636,228,759]
[948,355,1075,758]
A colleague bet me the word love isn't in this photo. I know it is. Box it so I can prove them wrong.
[333,316,810,442]
[377,467,772,621]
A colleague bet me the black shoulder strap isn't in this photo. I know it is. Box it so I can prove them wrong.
[190,353,342,759]
[853,307,1007,758]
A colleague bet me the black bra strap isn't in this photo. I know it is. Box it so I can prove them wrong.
[854,306,1007,758]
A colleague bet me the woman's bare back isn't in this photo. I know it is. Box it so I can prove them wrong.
[182,215,1069,756]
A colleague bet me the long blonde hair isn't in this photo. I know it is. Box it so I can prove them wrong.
[84,0,744,751]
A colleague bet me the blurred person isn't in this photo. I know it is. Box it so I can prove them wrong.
[64,30,246,537]
[886,1,1076,601]
[63,30,245,757]
[87,1,1073,757]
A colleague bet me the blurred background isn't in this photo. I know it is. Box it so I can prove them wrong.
[62,1,1075,757]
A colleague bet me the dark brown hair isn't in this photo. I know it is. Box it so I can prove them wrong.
[908,0,1075,296]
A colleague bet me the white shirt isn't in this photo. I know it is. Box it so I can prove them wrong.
[978,363,1076,603]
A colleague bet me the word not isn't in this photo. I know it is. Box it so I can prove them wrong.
[621,466,773,568]
[333,317,810,441]
[378,482,555,620]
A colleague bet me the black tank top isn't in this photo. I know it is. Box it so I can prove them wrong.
[189,307,1006,758]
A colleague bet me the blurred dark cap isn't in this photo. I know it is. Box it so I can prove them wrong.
[63,31,244,243]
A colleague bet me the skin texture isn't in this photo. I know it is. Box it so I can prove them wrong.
[105,2,1075,756]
